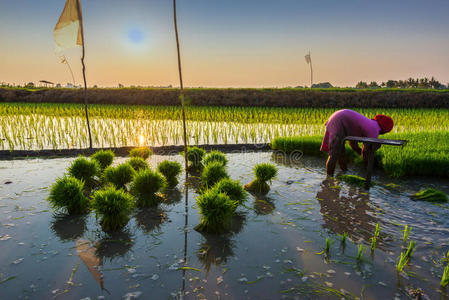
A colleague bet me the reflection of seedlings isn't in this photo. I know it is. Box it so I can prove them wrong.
[195,189,236,234]
[441,265,449,287]
[127,157,149,171]
[356,244,366,261]
[163,188,183,205]
[91,150,115,170]
[130,169,166,207]
[129,147,152,160]
[92,187,134,232]
[254,198,275,215]
[212,178,247,206]
[203,151,228,167]
[157,160,182,186]
[396,252,409,273]
[403,225,412,243]
[68,156,100,187]
[197,233,235,273]
[135,208,166,234]
[201,162,229,189]
[51,214,87,241]
[104,163,135,190]
[244,163,277,195]
[405,240,416,259]
[185,147,206,171]
[95,231,134,261]
[48,177,89,214]
[411,188,448,203]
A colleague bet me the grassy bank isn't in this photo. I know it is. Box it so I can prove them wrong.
[1,87,449,108]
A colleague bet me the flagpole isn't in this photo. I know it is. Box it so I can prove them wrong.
[75,0,93,149]
[309,51,313,88]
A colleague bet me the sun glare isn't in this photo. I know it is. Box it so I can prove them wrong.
[138,134,145,146]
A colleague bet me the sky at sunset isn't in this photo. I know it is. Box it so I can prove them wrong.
[1,0,449,88]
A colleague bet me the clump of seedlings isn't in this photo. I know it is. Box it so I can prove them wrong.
[129,147,152,160]
[195,189,237,234]
[203,151,228,167]
[157,160,182,186]
[337,174,371,188]
[104,163,135,190]
[130,169,167,207]
[185,147,206,171]
[356,244,366,261]
[91,187,134,232]
[403,225,412,243]
[48,177,89,214]
[91,150,115,170]
[370,223,380,251]
[396,252,409,273]
[244,163,277,194]
[127,157,150,171]
[201,161,229,189]
[317,237,332,255]
[68,156,100,187]
[441,265,449,287]
[211,178,247,206]
[411,188,448,203]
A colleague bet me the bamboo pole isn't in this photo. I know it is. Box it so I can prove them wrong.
[75,0,93,149]
[309,51,313,88]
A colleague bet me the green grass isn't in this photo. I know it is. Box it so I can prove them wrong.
[411,188,448,203]
[47,177,89,214]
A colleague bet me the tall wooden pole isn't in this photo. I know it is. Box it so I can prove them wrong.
[309,51,313,88]
[75,0,93,149]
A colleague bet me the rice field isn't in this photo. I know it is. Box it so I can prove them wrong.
[1,103,449,151]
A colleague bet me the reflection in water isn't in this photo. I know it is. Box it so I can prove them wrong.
[134,208,166,234]
[197,213,246,272]
[76,239,107,293]
[51,213,87,242]
[163,188,183,205]
[316,178,379,243]
[254,197,276,215]
[95,230,135,261]
[186,174,202,193]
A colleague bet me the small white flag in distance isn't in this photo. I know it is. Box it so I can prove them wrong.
[54,0,83,50]
[305,53,311,64]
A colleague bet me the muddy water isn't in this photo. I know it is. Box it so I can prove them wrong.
[0,152,448,299]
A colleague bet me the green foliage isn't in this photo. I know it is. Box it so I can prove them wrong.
[339,232,348,245]
[185,147,206,170]
[356,244,366,261]
[371,223,380,251]
[104,163,135,190]
[441,265,449,287]
[127,157,150,171]
[91,150,115,170]
[203,151,228,167]
[211,178,247,205]
[254,163,278,182]
[411,188,448,203]
[129,147,152,160]
[405,240,416,259]
[157,160,182,186]
[67,156,99,186]
[195,189,237,234]
[47,177,89,214]
[403,225,412,243]
[201,162,229,189]
[91,187,134,232]
[396,252,409,273]
[130,169,167,207]
[337,174,371,188]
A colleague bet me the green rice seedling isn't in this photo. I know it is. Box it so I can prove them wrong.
[396,252,409,273]
[411,188,448,203]
[405,240,416,259]
[104,163,135,190]
[127,157,150,171]
[129,147,152,160]
[47,177,89,214]
[337,174,371,188]
[211,178,247,206]
[441,265,449,287]
[339,232,348,245]
[194,189,237,234]
[403,225,411,243]
[371,223,380,251]
[91,150,115,170]
[201,162,229,189]
[67,156,100,187]
[185,146,206,171]
[244,163,277,194]
[356,244,366,261]
[157,160,182,186]
[130,169,167,207]
[91,187,134,232]
[203,151,228,167]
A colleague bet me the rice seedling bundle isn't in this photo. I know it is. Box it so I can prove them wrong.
[91,150,115,170]
[67,156,100,187]
[201,162,229,189]
[244,163,277,194]
[129,147,152,160]
[203,151,228,167]
[411,188,448,203]
[127,157,150,171]
[47,177,89,214]
[104,163,136,190]
[211,178,247,206]
[157,160,182,186]
[185,147,206,171]
[130,169,167,207]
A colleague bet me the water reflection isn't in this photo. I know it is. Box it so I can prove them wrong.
[254,196,276,215]
[51,213,87,242]
[197,213,246,272]
[316,178,379,243]
[163,188,183,205]
[95,230,135,261]
[134,208,166,234]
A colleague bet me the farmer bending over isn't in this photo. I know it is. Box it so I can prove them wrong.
[320,109,394,176]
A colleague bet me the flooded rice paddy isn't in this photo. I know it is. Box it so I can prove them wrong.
[1,152,449,299]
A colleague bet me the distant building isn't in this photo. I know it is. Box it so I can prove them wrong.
[311,82,333,88]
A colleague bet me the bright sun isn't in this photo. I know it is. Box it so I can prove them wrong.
[128,29,144,45]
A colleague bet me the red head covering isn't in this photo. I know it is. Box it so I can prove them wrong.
[374,114,394,134]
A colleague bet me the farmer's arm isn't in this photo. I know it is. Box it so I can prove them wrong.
[361,143,381,161]
[349,141,362,155]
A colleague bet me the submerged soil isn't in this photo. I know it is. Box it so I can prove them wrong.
[1,152,448,299]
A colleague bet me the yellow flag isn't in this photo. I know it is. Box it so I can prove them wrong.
[54,0,83,49]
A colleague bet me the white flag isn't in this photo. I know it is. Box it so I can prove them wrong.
[305,53,311,64]
[54,0,83,50]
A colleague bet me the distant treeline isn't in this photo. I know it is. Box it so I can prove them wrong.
[1,87,449,108]
[356,77,447,89]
